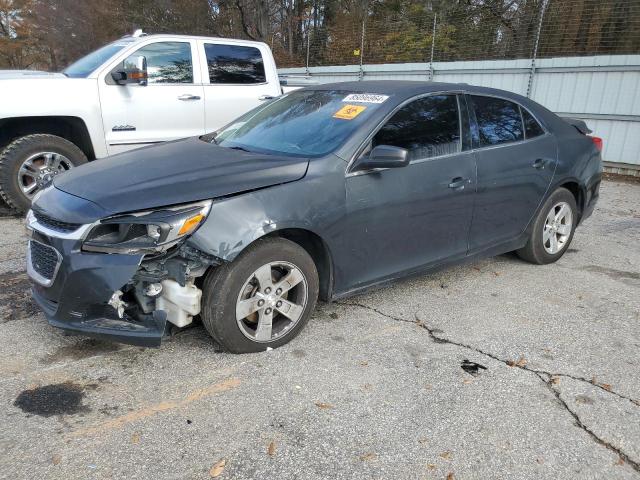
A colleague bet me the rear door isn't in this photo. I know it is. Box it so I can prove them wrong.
[99,40,205,155]
[467,95,556,252]
[339,94,477,290]
[197,41,282,132]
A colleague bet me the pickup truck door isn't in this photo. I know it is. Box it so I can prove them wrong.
[197,40,282,132]
[98,40,205,155]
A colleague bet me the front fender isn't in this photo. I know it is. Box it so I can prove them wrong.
[0,78,107,157]
[186,156,347,263]
[188,193,318,261]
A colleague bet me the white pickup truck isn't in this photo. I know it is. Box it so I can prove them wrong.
[0,31,289,212]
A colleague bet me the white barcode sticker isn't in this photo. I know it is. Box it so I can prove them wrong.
[342,93,389,104]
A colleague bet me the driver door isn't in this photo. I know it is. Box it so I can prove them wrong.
[338,94,477,290]
[98,40,205,155]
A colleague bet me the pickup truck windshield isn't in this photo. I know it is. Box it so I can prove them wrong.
[214,90,386,157]
[63,39,136,78]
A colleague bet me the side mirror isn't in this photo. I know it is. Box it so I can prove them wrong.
[111,55,148,86]
[354,145,409,172]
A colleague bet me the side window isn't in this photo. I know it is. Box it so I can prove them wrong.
[204,44,266,84]
[115,42,193,84]
[373,95,461,161]
[522,107,545,139]
[471,95,524,146]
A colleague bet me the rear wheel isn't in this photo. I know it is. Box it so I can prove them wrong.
[0,134,87,213]
[201,237,319,353]
[517,187,577,264]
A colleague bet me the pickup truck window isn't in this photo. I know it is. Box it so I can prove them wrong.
[213,90,382,157]
[63,39,135,78]
[112,42,193,84]
[204,44,266,84]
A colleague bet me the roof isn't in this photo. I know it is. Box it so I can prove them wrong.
[121,33,269,48]
[311,80,461,95]
[308,80,533,105]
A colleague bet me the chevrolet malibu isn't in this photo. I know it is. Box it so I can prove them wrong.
[26,81,602,353]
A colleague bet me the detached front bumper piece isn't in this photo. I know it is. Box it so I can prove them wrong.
[26,213,167,347]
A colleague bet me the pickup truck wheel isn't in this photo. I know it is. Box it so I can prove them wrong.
[0,134,88,213]
[516,187,577,265]
[201,237,319,354]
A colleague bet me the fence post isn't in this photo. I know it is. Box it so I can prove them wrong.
[359,18,365,81]
[428,14,437,81]
[526,0,548,98]
[305,29,311,76]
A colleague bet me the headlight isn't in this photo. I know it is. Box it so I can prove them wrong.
[82,200,211,254]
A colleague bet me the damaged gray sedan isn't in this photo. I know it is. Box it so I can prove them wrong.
[26,81,602,353]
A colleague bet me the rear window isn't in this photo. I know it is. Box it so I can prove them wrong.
[471,95,524,146]
[522,108,545,139]
[204,44,266,84]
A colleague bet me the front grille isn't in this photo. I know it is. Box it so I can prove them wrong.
[33,210,81,233]
[29,241,60,281]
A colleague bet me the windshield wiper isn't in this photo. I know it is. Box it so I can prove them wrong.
[227,145,252,153]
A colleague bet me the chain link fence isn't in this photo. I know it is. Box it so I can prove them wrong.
[274,0,640,70]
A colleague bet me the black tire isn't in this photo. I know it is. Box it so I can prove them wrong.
[517,187,578,265]
[0,134,88,213]
[201,237,319,354]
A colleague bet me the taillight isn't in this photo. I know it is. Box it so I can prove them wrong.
[590,136,603,152]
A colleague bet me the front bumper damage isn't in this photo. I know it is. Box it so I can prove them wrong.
[27,212,219,347]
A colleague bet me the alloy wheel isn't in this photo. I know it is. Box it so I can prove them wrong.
[18,152,74,199]
[543,201,573,254]
[235,261,308,343]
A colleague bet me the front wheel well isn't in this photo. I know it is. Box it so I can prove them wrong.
[264,229,333,301]
[0,116,95,160]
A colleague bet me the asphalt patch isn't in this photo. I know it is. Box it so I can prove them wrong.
[461,359,487,376]
[581,265,640,286]
[13,382,90,417]
[0,272,38,322]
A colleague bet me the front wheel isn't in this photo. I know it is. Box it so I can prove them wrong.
[0,134,88,213]
[201,237,319,353]
[517,187,578,264]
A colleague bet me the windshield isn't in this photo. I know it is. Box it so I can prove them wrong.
[213,90,388,157]
[63,39,136,78]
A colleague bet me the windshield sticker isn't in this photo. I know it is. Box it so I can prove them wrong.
[333,104,367,120]
[342,93,389,104]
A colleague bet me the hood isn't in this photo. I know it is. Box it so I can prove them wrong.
[0,70,66,80]
[53,137,310,216]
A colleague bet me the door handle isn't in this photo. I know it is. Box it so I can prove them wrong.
[532,158,546,169]
[178,94,201,101]
[259,95,275,101]
[448,177,468,190]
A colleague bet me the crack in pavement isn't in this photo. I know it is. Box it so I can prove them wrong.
[338,300,640,473]
[534,371,640,473]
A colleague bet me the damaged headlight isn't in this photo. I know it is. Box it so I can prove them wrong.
[82,200,211,254]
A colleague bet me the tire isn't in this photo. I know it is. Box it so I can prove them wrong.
[0,134,88,213]
[517,187,578,265]
[201,237,319,354]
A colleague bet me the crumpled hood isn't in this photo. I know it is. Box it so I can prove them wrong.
[53,137,310,216]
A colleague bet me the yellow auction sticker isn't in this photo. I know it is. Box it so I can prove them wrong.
[333,104,367,120]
